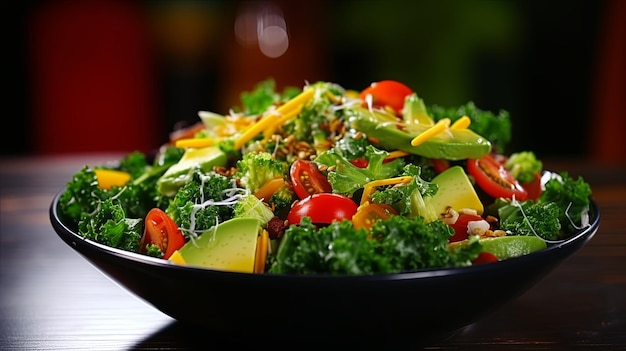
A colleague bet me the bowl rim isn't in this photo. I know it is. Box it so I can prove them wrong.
[49,186,600,282]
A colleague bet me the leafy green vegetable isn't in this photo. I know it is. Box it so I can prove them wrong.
[59,166,105,224]
[498,200,562,240]
[504,151,542,183]
[315,144,405,195]
[428,101,511,153]
[269,216,480,275]
[77,198,142,252]
[370,164,438,220]
[539,172,592,234]
[491,171,592,241]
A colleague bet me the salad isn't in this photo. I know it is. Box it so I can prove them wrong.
[57,79,593,275]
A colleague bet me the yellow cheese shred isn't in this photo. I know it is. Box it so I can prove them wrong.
[450,115,471,130]
[361,176,413,206]
[175,138,213,149]
[235,88,315,150]
[410,118,450,147]
[386,150,410,160]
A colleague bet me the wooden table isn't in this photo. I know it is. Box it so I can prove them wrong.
[1,154,624,350]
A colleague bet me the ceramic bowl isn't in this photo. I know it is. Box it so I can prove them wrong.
[49,190,600,348]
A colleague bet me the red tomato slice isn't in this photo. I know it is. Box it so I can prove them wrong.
[448,213,485,242]
[472,252,499,265]
[140,208,185,259]
[467,154,528,201]
[352,202,398,230]
[431,159,450,174]
[359,80,414,115]
[287,193,358,226]
[521,172,543,201]
[290,159,332,200]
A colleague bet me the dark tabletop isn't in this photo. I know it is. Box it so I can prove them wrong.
[1,154,625,350]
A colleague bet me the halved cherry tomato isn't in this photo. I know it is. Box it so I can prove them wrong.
[290,159,332,200]
[359,80,414,115]
[431,159,450,174]
[140,208,186,259]
[350,158,370,168]
[521,172,543,201]
[472,252,499,265]
[467,154,528,201]
[448,213,485,242]
[352,202,398,230]
[287,193,358,226]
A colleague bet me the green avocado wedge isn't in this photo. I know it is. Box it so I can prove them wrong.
[346,106,491,160]
[156,146,227,196]
[171,218,262,273]
[451,235,547,260]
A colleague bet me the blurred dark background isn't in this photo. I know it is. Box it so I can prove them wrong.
[7,0,625,162]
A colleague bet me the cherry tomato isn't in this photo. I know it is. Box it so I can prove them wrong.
[287,193,358,226]
[352,202,398,230]
[431,159,450,174]
[350,158,370,168]
[467,154,528,201]
[472,252,499,265]
[448,213,485,242]
[290,159,332,200]
[521,172,543,201]
[359,80,414,115]
[140,208,185,259]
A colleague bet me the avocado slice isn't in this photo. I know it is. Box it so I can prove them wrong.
[157,146,227,196]
[451,235,547,260]
[430,166,484,216]
[347,106,491,160]
[170,217,262,273]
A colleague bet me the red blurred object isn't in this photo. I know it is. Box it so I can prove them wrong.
[590,0,626,163]
[29,0,160,154]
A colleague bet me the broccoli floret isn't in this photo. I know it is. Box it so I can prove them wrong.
[269,186,296,210]
[233,194,275,227]
[315,144,405,195]
[165,169,240,236]
[269,215,480,275]
[77,198,142,252]
[504,151,543,184]
[498,199,562,240]
[284,81,346,150]
[235,151,289,193]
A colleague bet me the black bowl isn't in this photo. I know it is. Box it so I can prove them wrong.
[49,189,600,348]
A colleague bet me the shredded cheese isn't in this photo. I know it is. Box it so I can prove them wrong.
[450,115,471,130]
[175,138,213,149]
[234,88,315,149]
[361,176,413,206]
[410,118,450,146]
[386,150,410,160]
